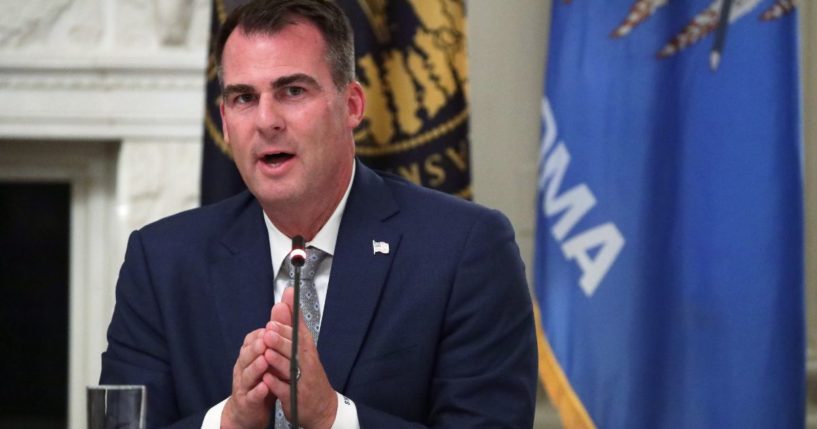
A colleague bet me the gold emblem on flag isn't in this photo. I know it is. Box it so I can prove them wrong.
[353,0,470,197]
[354,0,468,149]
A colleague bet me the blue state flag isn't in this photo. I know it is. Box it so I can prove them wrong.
[533,1,803,427]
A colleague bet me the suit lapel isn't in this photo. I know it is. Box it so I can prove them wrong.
[209,195,275,370]
[318,163,401,391]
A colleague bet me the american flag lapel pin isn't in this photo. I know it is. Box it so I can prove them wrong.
[372,240,389,255]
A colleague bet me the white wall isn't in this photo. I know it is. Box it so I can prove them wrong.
[468,0,551,280]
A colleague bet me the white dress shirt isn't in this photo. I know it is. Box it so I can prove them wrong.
[202,162,360,429]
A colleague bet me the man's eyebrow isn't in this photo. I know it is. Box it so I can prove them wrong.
[273,73,321,90]
[222,83,255,98]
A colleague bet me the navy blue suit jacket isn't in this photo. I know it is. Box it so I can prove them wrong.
[101,162,537,428]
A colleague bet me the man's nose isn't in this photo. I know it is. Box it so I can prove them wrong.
[255,93,284,134]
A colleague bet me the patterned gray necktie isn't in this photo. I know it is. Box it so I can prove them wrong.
[275,246,329,429]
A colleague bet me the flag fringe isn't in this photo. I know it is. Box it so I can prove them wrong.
[534,302,597,429]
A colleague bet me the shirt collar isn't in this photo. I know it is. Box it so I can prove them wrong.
[263,161,355,277]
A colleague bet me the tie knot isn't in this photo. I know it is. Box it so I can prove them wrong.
[286,246,328,281]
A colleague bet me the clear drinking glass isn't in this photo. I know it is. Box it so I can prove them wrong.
[86,385,146,429]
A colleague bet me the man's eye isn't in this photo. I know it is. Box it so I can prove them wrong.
[234,93,256,104]
[285,86,305,97]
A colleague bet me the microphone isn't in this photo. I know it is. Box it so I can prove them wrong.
[290,235,306,266]
[288,235,305,428]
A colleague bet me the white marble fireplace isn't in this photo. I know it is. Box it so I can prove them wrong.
[0,0,210,427]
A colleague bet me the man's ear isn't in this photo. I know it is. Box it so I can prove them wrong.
[345,81,366,128]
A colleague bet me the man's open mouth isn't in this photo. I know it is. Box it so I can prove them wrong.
[262,153,294,164]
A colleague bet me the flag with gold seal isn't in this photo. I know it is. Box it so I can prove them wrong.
[336,0,471,199]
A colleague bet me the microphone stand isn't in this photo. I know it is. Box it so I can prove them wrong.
[289,236,306,428]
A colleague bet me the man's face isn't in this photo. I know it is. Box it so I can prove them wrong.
[219,21,364,212]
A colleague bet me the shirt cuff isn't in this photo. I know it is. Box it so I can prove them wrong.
[201,397,228,429]
[331,392,360,429]
[200,393,356,429]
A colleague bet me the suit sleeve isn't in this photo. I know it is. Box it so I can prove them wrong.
[357,209,538,428]
[100,230,206,428]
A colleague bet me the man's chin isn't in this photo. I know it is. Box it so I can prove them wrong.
[251,184,301,208]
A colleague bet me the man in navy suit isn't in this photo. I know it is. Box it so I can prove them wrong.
[100,1,537,427]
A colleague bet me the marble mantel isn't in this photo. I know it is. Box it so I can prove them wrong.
[0,1,211,427]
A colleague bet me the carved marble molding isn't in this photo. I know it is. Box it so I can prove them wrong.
[0,0,210,141]
[0,52,207,140]
[0,68,202,91]
[0,0,209,51]
[117,139,201,232]
[0,0,77,48]
[152,0,195,46]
